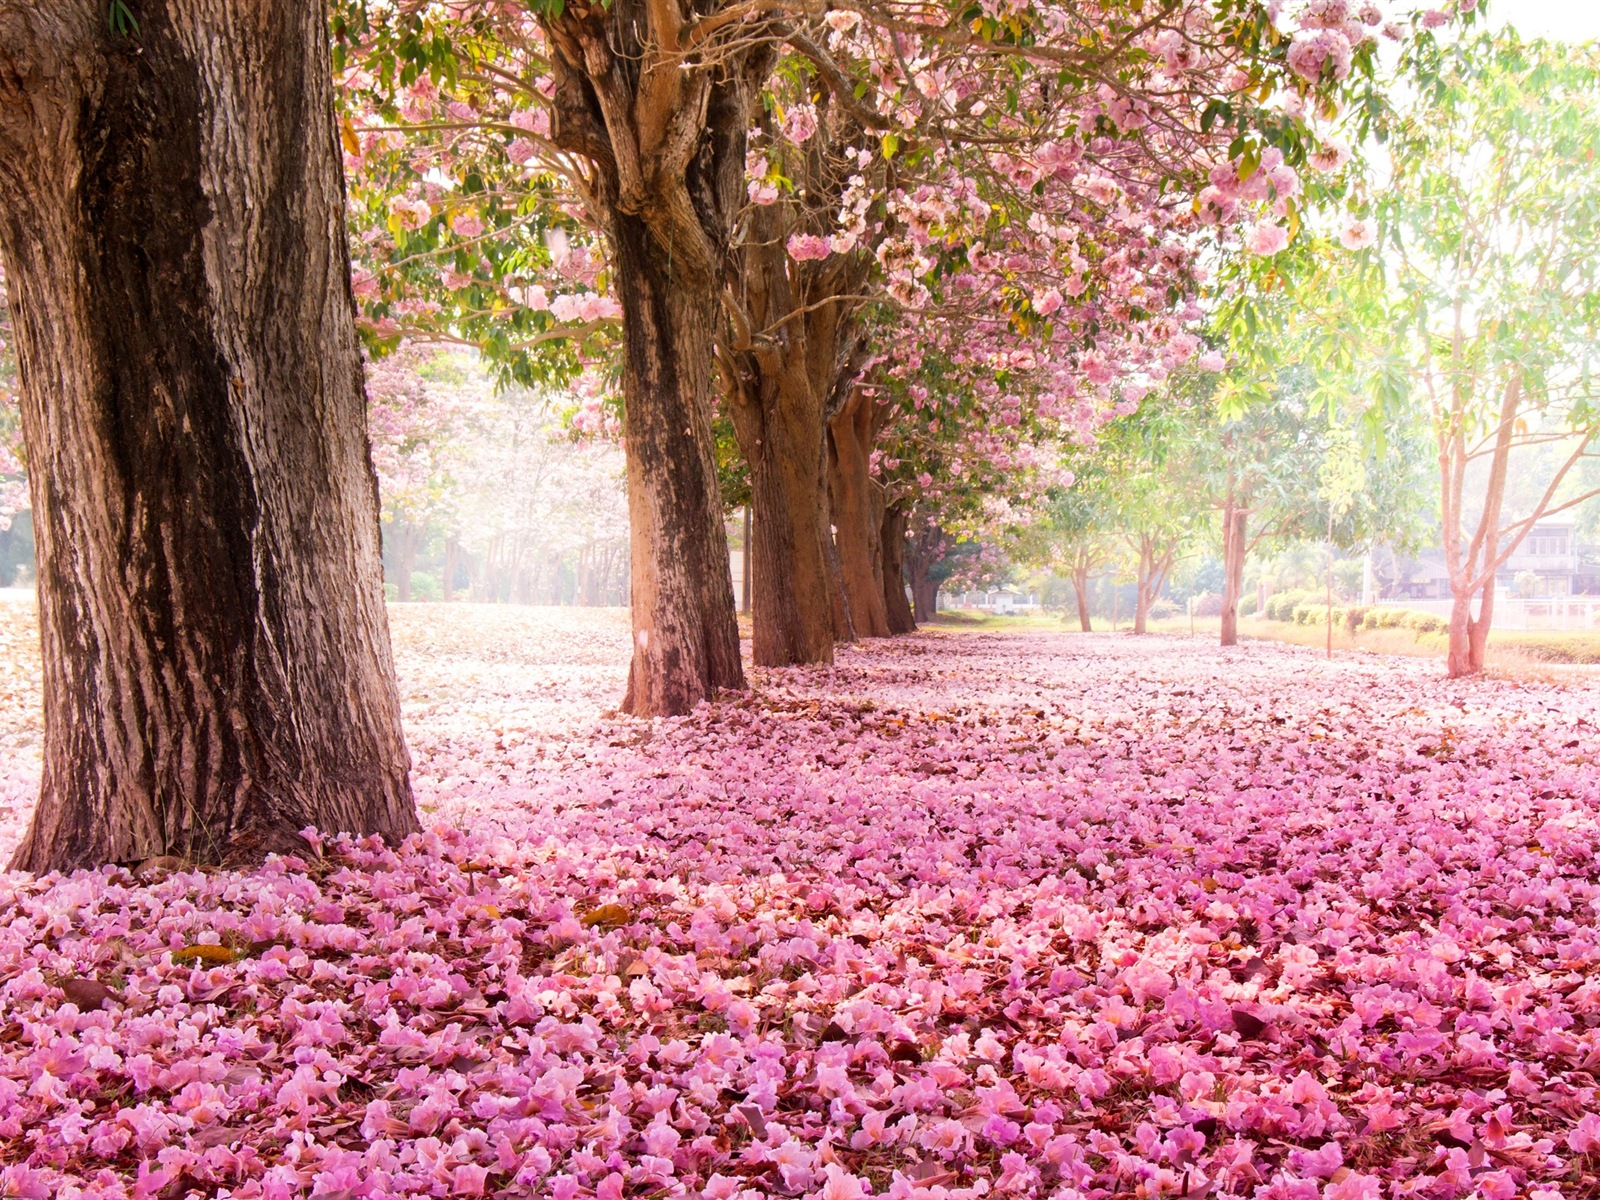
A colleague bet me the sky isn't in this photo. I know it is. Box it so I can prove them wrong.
[1484,0,1600,41]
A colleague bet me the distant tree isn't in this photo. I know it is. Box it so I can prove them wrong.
[1359,31,1600,675]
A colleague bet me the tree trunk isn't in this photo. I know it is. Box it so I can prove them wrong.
[826,531,858,642]
[0,0,416,873]
[1220,503,1247,647]
[1447,581,1494,677]
[828,386,889,637]
[1071,565,1093,632]
[741,505,752,614]
[610,211,746,713]
[723,337,834,665]
[442,535,458,602]
[881,502,915,634]
[392,520,419,603]
[543,0,758,714]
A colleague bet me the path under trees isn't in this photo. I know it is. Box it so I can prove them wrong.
[1,601,1599,1195]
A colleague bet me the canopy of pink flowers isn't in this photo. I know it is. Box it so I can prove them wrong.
[1,600,1599,1199]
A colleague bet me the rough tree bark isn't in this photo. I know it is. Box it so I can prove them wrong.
[0,0,417,873]
[543,0,754,714]
[720,204,853,666]
[828,385,890,637]
[880,501,915,634]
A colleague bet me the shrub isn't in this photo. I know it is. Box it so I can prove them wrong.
[1238,593,1259,617]
[411,572,442,602]
[1149,599,1179,620]
[1343,606,1369,634]
[1265,589,1312,621]
[1192,592,1223,617]
[1293,602,1336,626]
[1404,611,1445,634]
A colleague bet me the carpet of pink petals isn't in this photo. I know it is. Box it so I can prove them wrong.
[3,596,1600,1200]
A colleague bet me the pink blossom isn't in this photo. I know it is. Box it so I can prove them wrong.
[786,233,833,261]
[1339,217,1377,251]
[1245,221,1290,255]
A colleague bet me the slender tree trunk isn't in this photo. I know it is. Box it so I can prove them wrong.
[610,212,745,713]
[1071,564,1093,632]
[881,501,915,634]
[1447,579,1496,676]
[1133,541,1153,635]
[0,0,416,873]
[826,532,857,642]
[442,535,458,602]
[393,520,418,603]
[903,519,945,625]
[1220,503,1247,647]
[828,386,889,637]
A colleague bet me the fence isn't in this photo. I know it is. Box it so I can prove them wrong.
[1374,596,1600,631]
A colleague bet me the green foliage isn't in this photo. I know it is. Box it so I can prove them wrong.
[1264,588,1313,621]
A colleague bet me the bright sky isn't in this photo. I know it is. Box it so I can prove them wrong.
[1484,0,1600,42]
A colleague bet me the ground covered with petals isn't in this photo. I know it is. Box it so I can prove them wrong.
[3,599,1600,1200]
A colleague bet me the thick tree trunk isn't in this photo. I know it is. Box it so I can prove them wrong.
[0,0,416,873]
[881,502,915,634]
[828,386,890,637]
[723,331,834,665]
[903,519,946,624]
[610,211,745,714]
[543,0,759,713]
[720,197,864,666]
[1220,503,1247,647]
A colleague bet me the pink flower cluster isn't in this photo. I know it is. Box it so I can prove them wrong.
[3,603,1600,1198]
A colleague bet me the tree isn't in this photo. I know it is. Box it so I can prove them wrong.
[1201,371,1337,645]
[1096,396,1208,634]
[336,0,1458,686]
[1367,31,1600,676]
[1009,468,1117,632]
[0,1,417,872]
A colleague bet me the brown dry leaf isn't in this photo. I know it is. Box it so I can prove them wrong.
[60,977,120,1010]
[582,903,631,929]
[171,944,239,966]
[905,1162,956,1187]
[1231,1009,1267,1039]
[733,1104,769,1140]
[135,855,191,881]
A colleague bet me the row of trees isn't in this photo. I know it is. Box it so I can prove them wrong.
[1013,28,1600,676]
[1012,368,1430,636]
[0,0,1466,871]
